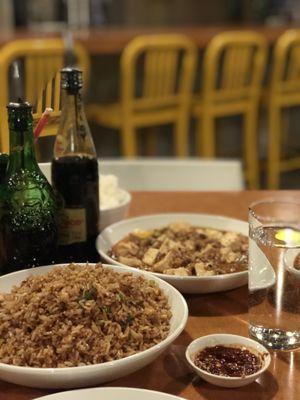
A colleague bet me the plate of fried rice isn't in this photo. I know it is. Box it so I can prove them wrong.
[0,263,187,389]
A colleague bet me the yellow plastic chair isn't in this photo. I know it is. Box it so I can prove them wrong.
[192,31,267,189]
[87,34,197,157]
[0,38,90,154]
[267,30,300,189]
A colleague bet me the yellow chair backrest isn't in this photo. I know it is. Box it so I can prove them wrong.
[270,29,300,102]
[0,38,90,153]
[120,34,197,112]
[202,31,267,103]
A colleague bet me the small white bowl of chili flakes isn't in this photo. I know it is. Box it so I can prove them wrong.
[185,334,271,388]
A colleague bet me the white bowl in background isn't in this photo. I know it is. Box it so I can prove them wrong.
[0,263,188,389]
[35,387,186,400]
[100,189,131,230]
[97,213,248,294]
[185,334,271,388]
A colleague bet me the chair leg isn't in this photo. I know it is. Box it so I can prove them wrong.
[244,109,259,189]
[0,117,9,154]
[145,127,157,156]
[121,124,137,157]
[281,108,290,149]
[174,115,189,157]
[35,141,42,162]
[196,113,215,157]
[267,106,281,189]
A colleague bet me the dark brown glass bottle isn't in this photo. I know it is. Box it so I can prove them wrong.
[51,68,100,262]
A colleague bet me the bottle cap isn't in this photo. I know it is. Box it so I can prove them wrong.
[61,67,83,94]
[7,101,33,131]
[7,101,32,110]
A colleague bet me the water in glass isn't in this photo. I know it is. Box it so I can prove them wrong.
[249,203,300,350]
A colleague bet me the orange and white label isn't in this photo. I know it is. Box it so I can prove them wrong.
[58,208,86,245]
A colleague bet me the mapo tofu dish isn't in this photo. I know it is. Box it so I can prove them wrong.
[109,222,248,277]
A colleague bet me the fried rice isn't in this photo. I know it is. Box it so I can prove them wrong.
[0,263,171,368]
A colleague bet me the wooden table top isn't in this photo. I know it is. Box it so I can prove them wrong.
[0,25,289,54]
[1,191,299,400]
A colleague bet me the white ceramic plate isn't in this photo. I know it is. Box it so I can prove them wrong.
[35,387,185,400]
[97,213,248,294]
[0,264,188,389]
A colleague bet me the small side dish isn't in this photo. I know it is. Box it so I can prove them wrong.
[109,222,248,276]
[185,334,271,388]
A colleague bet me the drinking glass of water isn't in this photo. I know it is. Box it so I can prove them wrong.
[249,200,300,350]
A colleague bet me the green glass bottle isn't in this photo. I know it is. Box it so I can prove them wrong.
[0,153,8,184]
[0,154,8,271]
[0,102,58,274]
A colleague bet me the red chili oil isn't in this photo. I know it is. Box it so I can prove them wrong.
[194,345,262,377]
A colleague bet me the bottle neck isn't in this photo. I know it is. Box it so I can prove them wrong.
[8,118,38,175]
[62,89,84,127]
[54,88,97,158]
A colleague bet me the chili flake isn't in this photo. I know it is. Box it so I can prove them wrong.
[194,345,263,377]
